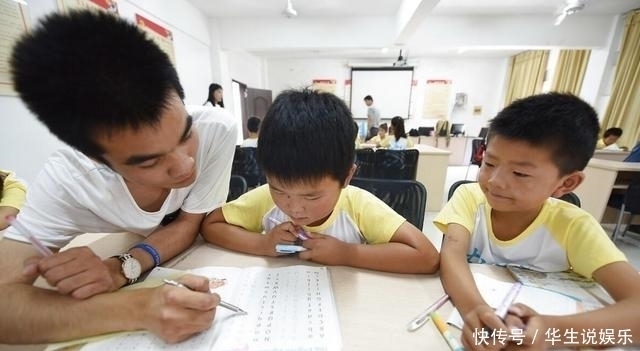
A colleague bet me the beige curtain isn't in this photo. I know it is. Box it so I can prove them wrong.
[551,49,591,94]
[503,50,549,106]
[601,10,640,149]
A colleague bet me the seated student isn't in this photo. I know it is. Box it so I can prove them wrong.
[0,170,27,231]
[1,11,236,343]
[624,141,640,162]
[436,92,640,350]
[241,116,261,147]
[381,116,414,150]
[201,89,439,274]
[596,127,624,150]
[368,123,390,147]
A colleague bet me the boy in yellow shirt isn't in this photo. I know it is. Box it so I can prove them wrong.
[202,89,439,274]
[0,170,27,230]
[436,93,640,350]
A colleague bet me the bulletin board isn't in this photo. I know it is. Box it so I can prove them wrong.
[57,0,119,14]
[135,14,176,66]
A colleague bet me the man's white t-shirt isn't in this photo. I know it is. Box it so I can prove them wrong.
[4,106,237,248]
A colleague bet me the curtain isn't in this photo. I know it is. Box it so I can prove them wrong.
[551,49,591,94]
[503,50,549,106]
[601,10,640,149]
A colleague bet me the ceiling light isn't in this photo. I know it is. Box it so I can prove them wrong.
[283,0,298,18]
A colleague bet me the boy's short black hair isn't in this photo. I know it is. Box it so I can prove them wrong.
[257,89,356,185]
[379,123,388,131]
[364,95,373,101]
[488,92,599,175]
[247,116,261,133]
[603,127,623,138]
[10,10,184,159]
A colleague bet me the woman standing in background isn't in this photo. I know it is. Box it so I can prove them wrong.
[204,83,225,108]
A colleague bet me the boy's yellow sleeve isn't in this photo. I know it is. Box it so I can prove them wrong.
[1,171,27,210]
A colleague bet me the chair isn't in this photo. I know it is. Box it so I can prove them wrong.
[610,178,640,241]
[350,177,427,230]
[373,149,419,180]
[465,138,486,180]
[447,180,582,208]
[227,175,248,202]
[231,146,265,188]
[355,148,375,178]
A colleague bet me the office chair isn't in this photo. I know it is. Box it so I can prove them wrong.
[447,180,582,207]
[373,149,419,180]
[465,138,486,180]
[355,148,375,178]
[231,146,266,188]
[227,175,248,202]
[350,177,427,230]
[610,178,640,241]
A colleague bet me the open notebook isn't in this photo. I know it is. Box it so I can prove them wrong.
[447,273,603,329]
[48,265,342,351]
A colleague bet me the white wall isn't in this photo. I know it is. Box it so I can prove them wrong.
[266,56,507,137]
[0,0,214,183]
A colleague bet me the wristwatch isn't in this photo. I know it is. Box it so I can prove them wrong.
[114,253,142,285]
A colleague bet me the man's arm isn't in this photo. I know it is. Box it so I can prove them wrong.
[105,211,205,288]
[0,238,219,343]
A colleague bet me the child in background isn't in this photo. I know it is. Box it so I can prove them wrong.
[0,170,27,230]
[201,89,439,274]
[381,116,414,150]
[369,123,390,148]
[241,116,261,148]
[436,92,640,350]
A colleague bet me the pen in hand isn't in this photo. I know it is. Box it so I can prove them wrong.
[163,279,248,315]
[6,215,53,257]
[495,282,522,320]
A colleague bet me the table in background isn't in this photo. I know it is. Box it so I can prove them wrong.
[574,158,640,223]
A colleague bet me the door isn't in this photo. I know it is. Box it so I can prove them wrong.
[245,88,272,138]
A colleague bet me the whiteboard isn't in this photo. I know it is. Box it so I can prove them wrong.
[350,67,414,119]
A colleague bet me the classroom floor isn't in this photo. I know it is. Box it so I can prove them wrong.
[424,166,640,271]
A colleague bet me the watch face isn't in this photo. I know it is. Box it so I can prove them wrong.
[122,258,142,279]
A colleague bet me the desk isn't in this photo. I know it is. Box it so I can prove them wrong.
[574,158,640,222]
[413,144,450,212]
[593,150,630,162]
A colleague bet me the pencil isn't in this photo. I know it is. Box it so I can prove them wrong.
[430,311,464,351]
[6,215,53,256]
[406,294,449,331]
[495,282,522,320]
[163,279,248,315]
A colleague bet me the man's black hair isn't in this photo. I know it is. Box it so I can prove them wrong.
[488,92,599,175]
[257,89,356,185]
[10,10,184,159]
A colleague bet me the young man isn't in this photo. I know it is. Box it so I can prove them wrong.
[201,89,439,274]
[364,95,381,138]
[436,93,640,350]
[241,116,261,148]
[1,11,236,343]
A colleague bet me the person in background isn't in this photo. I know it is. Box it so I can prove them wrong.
[368,123,390,148]
[0,170,27,231]
[353,121,362,149]
[596,127,623,150]
[363,95,380,139]
[204,83,224,108]
[241,116,261,148]
[437,93,640,350]
[2,10,237,344]
[623,141,640,162]
[201,89,439,274]
[381,116,414,150]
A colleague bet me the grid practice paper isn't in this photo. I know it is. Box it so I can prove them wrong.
[81,265,342,351]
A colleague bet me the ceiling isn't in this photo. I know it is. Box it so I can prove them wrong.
[187,0,640,60]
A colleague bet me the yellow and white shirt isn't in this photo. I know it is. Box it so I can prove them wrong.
[434,183,626,278]
[222,184,405,244]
